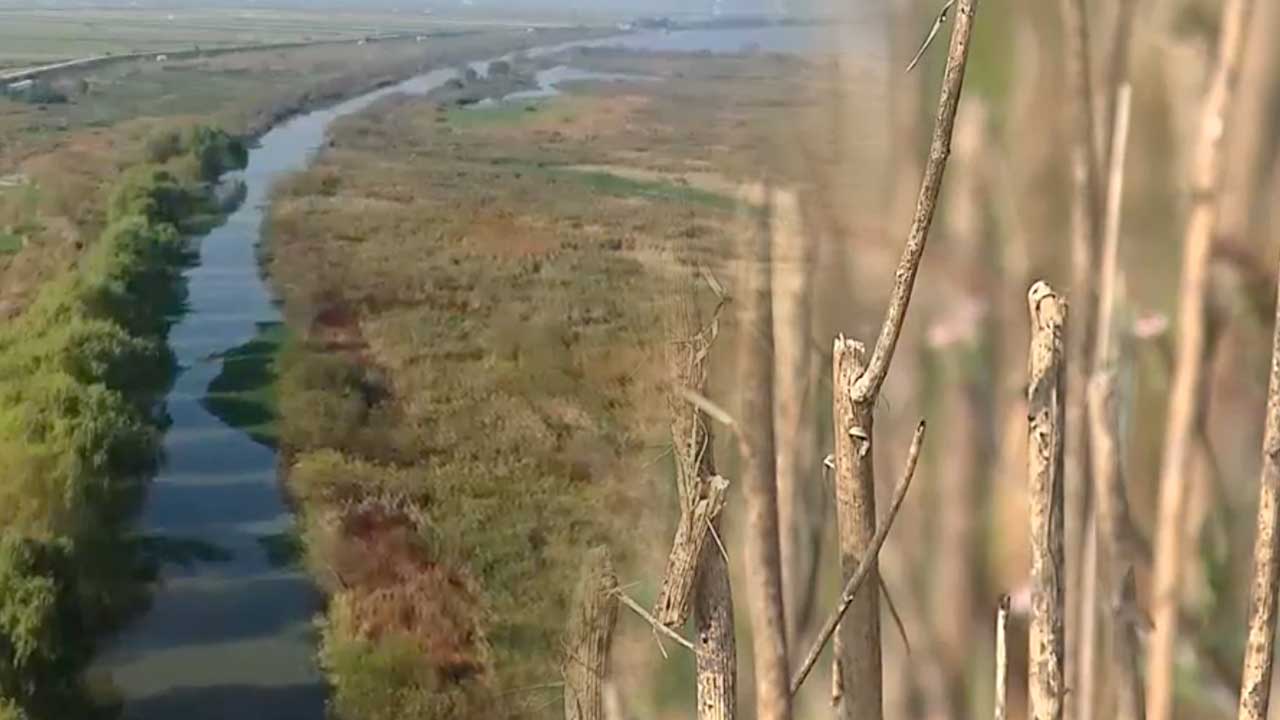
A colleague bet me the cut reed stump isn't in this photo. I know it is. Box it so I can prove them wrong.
[1027,281,1066,720]
[660,271,737,720]
[653,277,729,628]
[564,547,619,720]
[695,538,737,720]
[831,338,880,718]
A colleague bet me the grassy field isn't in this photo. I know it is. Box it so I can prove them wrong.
[262,47,840,719]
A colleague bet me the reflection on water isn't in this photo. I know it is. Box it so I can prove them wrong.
[482,65,656,104]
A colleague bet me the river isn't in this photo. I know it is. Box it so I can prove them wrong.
[93,22,878,720]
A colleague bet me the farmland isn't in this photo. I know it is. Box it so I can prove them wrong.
[0,7,586,70]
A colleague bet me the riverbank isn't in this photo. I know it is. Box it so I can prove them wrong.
[0,126,248,719]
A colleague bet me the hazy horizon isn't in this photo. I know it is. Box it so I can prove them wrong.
[0,0,845,18]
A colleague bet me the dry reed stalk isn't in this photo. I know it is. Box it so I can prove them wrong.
[695,539,737,720]
[1101,0,1137,171]
[564,547,619,720]
[1094,84,1133,370]
[1027,281,1066,720]
[1236,257,1280,720]
[827,2,977,716]
[1078,82,1134,720]
[1147,2,1258,719]
[1089,372,1145,720]
[1059,0,1104,703]
[995,595,1010,720]
[1077,516,1100,720]
[736,203,791,720]
[770,188,821,648]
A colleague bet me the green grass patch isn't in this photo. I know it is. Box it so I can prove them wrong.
[0,233,21,255]
[444,99,547,128]
[202,321,286,448]
[554,167,737,209]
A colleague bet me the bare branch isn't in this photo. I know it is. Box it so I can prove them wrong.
[681,388,738,429]
[790,421,926,695]
[614,589,695,653]
[850,0,979,405]
[1089,372,1145,720]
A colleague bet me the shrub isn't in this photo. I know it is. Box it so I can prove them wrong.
[186,125,249,182]
[0,534,92,719]
[106,168,197,227]
[142,129,184,165]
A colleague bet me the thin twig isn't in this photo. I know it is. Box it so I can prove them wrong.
[906,0,956,73]
[681,388,738,429]
[851,0,978,404]
[879,575,912,656]
[614,589,695,652]
[790,421,926,695]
